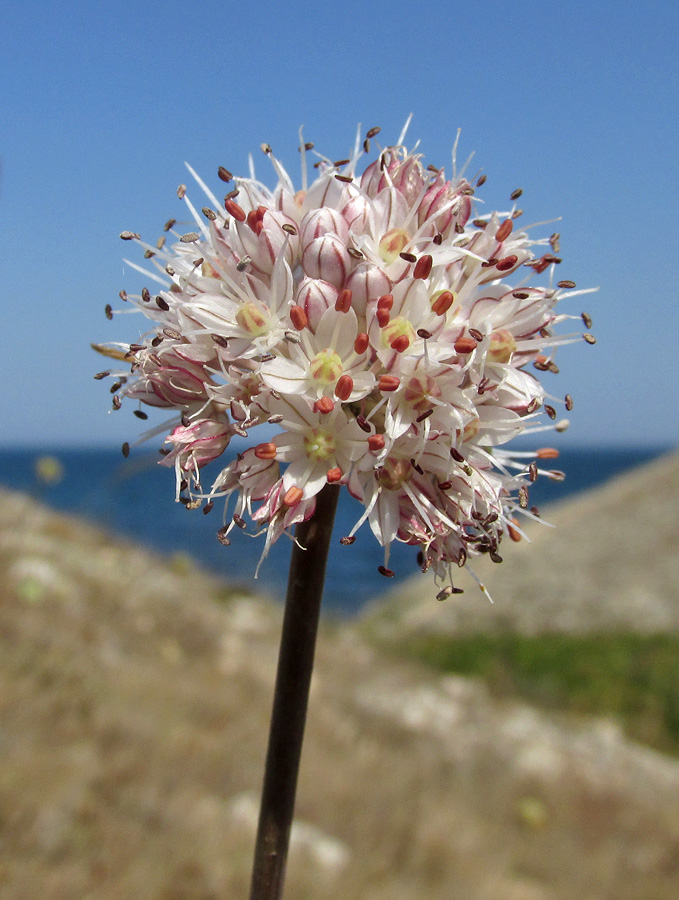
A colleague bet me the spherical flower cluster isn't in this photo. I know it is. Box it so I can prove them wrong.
[99,121,595,592]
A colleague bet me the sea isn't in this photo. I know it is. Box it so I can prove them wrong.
[0,445,671,616]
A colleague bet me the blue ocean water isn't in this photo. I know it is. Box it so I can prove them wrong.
[0,446,670,615]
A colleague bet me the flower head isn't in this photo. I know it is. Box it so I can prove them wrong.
[99,120,595,593]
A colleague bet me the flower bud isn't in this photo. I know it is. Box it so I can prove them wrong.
[344,262,391,316]
[163,419,231,470]
[302,233,352,288]
[300,207,349,249]
[295,277,338,332]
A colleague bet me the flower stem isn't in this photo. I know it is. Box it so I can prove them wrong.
[249,483,340,900]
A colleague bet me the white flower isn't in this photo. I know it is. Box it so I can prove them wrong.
[100,120,596,591]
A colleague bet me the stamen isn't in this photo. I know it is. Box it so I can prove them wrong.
[413,254,433,279]
[290,305,308,330]
[379,375,400,392]
[224,199,247,222]
[335,289,352,312]
[335,375,354,401]
[254,442,277,460]
[354,333,370,354]
[283,486,304,507]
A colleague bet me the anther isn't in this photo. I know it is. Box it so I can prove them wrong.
[335,375,354,401]
[290,305,308,330]
[417,328,432,339]
[565,394,574,411]
[477,175,487,187]
[163,327,181,339]
[378,375,400,392]
[335,289,352,313]
[335,174,354,183]
[376,307,390,328]
[510,188,523,200]
[224,199,246,222]
[212,334,229,348]
[416,409,433,423]
[413,255,433,280]
[119,231,140,241]
[526,398,540,414]
[203,501,214,515]
[377,294,394,311]
[283,486,304,507]
[537,447,559,459]
[347,247,363,259]
[151,335,163,347]
[438,481,452,490]
[356,415,371,433]
[410,459,424,474]
[285,331,301,343]
[481,258,498,268]
[495,254,518,271]
[368,434,385,452]
[454,337,477,355]
[583,332,597,344]
[119,290,128,301]
[133,409,148,420]
[141,287,151,302]
[549,233,561,252]
[431,290,454,315]
[236,256,251,271]
[399,252,417,263]
[468,328,483,342]
[282,223,297,235]
[326,467,343,483]
[557,279,576,288]
[433,232,444,246]
[254,442,277,460]
[202,207,217,221]
[581,312,593,328]
[450,447,465,462]
[224,188,240,201]
[472,219,488,228]
[529,461,538,482]
[218,166,233,182]
[378,565,395,578]
[507,519,522,542]
[391,335,410,353]
[104,304,113,320]
[233,514,247,529]
[216,528,231,546]
[164,219,176,232]
[354,332,370,354]
[121,442,130,457]
[366,126,381,139]
[544,405,557,419]
[156,296,170,311]
[513,291,530,299]
[495,219,513,242]
[177,184,186,198]
[340,535,356,545]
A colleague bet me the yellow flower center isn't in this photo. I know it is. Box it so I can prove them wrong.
[309,349,343,384]
[303,428,336,462]
[378,457,413,490]
[378,228,410,264]
[488,329,517,363]
[235,302,270,336]
[381,316,416,350]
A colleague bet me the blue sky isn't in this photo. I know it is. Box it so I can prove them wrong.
[2,0,678,448]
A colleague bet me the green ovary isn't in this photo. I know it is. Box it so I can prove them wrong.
[309,349,343,385]
[236,302,270,336]
[304,428,336,462]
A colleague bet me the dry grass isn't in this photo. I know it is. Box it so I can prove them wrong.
[2,480,679,899]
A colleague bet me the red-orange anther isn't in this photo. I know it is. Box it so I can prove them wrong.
[413,254,433,279]
[334,374,354,401]
[508,519,522,542]
[368,434,385,452]
[495,254,518,271]
[376,307,390,327]
[431,290,454,316]
[246,208,264,235]
[390,335,410,353]
[254,442,277,460]
[377,294,394,311]
[289,305,308,330]
[536,447,560,459]
[354,332,370,354]
[224,199,247,222]
[283,486,304,507]
[379,375,400,392]
[495,218,513,242]
[454,337,477,355]
[326,467,343,483]
[314,397,335,414]
[335,288,353,313]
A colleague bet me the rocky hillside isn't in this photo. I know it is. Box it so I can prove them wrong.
[2,471,679,900]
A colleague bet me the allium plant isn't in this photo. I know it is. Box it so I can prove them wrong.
[98,119,595,899]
